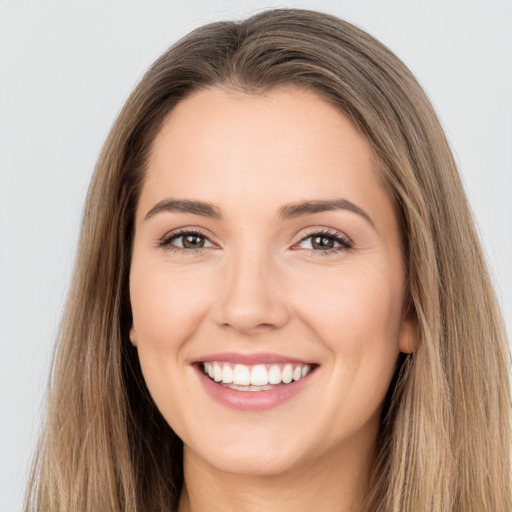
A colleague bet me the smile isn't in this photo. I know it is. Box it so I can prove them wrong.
[195,355,318,411]
[202,362,313,391]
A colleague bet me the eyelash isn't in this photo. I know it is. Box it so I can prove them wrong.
[158,228,353,255]
[293,229,353,255]
[158,229,212,252]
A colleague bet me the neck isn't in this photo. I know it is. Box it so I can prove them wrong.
[177,438,375,512]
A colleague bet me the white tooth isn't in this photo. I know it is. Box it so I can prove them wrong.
[301,364,310,377]
[213,362,223,382]
[222,364,233,383]
[282,364,293,384]
[268,364,281,385]
[292,365,302,381]
[205,363,214,379]
[251,364,269,386]
[233,364,251,385]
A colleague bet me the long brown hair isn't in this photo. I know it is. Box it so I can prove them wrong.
[26,8,511,511]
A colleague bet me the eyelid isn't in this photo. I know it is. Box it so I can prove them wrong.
[157,227,219,250]
[291,227,353,252]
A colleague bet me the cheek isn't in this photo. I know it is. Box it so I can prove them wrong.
[281,261,406,445]
[294,260,406,352]
[128,261,211,427]
[129,260,213,349]
[295,261,404,399]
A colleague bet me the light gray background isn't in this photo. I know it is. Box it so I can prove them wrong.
[1,1,511,510]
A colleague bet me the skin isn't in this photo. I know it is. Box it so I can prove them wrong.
[129,86,416,512]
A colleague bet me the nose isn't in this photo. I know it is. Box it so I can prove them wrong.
[215,250,290,335]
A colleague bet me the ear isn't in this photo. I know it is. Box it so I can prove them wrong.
[129,325,138,347]
[398,306,418,354]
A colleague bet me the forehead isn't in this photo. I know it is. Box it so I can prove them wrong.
[139,86,395,231]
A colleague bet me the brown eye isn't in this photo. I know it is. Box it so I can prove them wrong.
[311,235,335,250]
[295,231,352,253]
[182,234,206,248]
[159,230,215,250]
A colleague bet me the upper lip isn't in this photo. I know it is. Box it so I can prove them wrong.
[191,352,315,365]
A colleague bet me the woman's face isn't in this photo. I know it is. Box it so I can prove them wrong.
[129,86,416,477]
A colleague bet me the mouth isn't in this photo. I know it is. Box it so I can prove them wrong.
[200,361,315,391]
[193,353,318,410]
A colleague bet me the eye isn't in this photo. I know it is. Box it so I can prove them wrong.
[295,230,352,253]
[159,230,215,251]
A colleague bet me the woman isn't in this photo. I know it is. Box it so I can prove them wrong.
[25,8,511,512]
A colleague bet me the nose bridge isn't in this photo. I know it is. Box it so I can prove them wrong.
[217,239,288,333]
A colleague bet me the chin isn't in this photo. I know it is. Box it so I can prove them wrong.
[200,446,305,478]
[181,419,316,477]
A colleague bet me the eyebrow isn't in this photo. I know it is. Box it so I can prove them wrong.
[144,199,223,220]
[144,197,374,228]
[278,199,375,228]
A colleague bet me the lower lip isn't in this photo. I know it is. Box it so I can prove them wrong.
[195,366,315,411]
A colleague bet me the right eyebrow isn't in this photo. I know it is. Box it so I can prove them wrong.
[144,199,223,221]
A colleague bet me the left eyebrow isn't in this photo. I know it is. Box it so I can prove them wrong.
[278,199,375,229]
